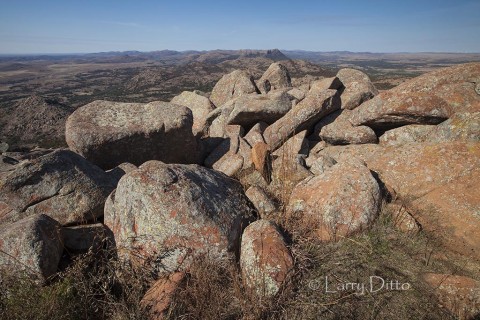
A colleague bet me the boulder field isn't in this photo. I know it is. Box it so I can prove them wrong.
[1,62,479,316]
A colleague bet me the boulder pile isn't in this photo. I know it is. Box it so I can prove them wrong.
[1,62,479,317]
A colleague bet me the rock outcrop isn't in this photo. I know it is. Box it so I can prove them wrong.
[350,63,480,129]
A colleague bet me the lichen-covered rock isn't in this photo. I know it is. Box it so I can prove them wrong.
[318,110,378,145]
[209,70,259,107]
[256,63,292,94]
[288,159,381,241]
[379,125,435,146]
[350,63,480,129]
[62,223,108,252]
[251,142,271,182]
[226,92,292,128]
[263,88,341,151]
[66,100,199,169]
[365,142,480,258]
[245,186,276,218]
[0,150,116,225]
[244,122,267,147]
[423,273,480,320]
[426,112,480,143]
[336,68,378,110]
[309,154,337,175]
[171,91,215,135]
[105,161,254,272]
[0,214,63,282]
[141,272,186,319]
[240,220,293,297]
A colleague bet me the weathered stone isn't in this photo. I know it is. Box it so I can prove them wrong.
[210,70,259,107]
[0,142,8,153]
[0,214,63,282]
[263,89,341,151]
[409,170,480,259]
[270,154,312,201]
[379,125,435,146]
[310,77,343,92]
[256,63,292,94]
[238,137,253,169]
[423,273,480,320]
[171,91,216,135]
[227,92,292,128]
[245,186,276,218]
[244,122,267,147]
[426,112,480,143]
[288,159,381,241]
[251,142,271,182]
[212,152,244,177]
[240,220,293,297]
[272,131,309,161]
[141,272,186,319]
[350,63,480,129]
[365,142,480,258]
[0,150,116,225]
[106,162,138,183]
[62,223,108,252]
[0,155,19,180]
[317,110,378,145]
[66,100,199,169]
[105,161,254,272]
[287,88,306,102]
[309,155,337,175]
[336,68,378,110]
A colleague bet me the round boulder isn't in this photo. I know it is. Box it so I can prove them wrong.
[288,159,381,241]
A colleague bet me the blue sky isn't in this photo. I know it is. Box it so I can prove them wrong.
[0,0,479,54]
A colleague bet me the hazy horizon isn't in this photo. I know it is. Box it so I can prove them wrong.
[1,0,480,54]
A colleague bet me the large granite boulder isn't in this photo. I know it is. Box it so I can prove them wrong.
[66,100,199,170]
[336,68,378,110]
[209,70,259,107]
[0,150,116,225]
[226,91,292,128]
[0,214,63,282]
[105,161,255,272]
[256,63,292,94]
[171,91,215,135]
[288,159,381,241]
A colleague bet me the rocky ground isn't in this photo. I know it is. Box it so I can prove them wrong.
[0,61,479,320]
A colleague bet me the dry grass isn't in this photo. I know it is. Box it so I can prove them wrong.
[0,243,153,320]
